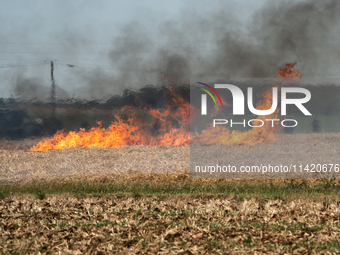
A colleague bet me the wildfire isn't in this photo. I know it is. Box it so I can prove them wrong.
[30,89,191,151]
[276,62,301,79]
[30,63,301,151]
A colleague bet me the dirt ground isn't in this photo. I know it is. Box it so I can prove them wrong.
[1,133,340,183]
[2,194,340,254]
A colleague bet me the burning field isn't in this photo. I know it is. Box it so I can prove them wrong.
[26,63,300,152]
[1,0,340,251]
[0,64,339,181]
[1,60,340,253]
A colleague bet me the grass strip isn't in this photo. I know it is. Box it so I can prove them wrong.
[1,173,340,201]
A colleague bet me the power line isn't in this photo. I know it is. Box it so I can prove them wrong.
[0,52,109,54]
[0,59,115,70]
[0,43,115,45]
[0,59,154,72]
[0,59,110,61]
[0,61,49,68]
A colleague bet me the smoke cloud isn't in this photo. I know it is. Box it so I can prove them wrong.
[9,0,340,100]
[14,75,69,102]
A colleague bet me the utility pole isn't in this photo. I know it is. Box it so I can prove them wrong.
[50,60,56,118]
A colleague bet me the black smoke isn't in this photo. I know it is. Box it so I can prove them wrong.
[10,0,340,100]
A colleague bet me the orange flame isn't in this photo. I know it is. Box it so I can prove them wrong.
[30,89,190,151]
[30,63,301,151]
[276,62,301,79]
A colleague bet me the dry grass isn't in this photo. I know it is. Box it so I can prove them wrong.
[192,132,340,178]
[0,145,189,184]
[1,133,340,183]
[1,194,340,254]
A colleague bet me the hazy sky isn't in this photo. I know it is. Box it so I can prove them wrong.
[1,0,339,100]
[0,0,267,99]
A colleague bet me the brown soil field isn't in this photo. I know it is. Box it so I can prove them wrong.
[1,193,340,254]
[1,133,340,183]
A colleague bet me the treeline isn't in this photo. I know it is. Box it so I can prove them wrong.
[1,83,339,115]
